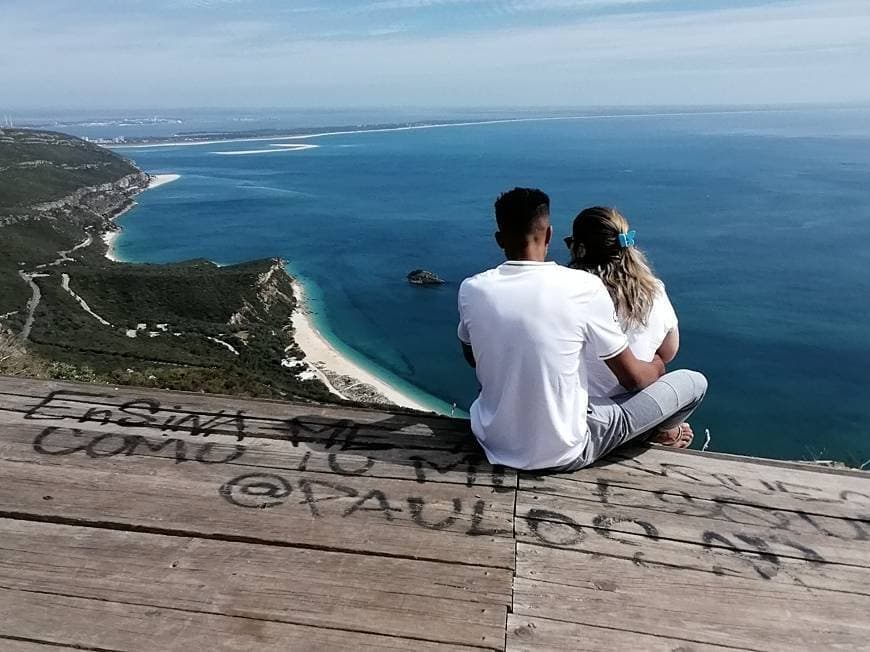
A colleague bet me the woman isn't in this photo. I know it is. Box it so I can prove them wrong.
[566,206,692,448]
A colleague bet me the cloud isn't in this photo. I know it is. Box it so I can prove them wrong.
[0,0,868,108]
[178,0,251,7]
[361,0,663,11]
[367,25,408,35]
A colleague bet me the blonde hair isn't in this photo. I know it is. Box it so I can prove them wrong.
[568,207,660,329]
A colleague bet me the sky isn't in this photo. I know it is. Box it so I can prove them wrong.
[1,0,869,109]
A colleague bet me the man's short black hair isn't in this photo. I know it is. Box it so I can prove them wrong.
[494,187,550,237]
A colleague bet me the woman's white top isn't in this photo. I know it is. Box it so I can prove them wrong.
[585,280,678,397]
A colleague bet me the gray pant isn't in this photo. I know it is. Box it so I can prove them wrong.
[550,369,708,472]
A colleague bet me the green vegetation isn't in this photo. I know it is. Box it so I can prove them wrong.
[72,259,282,327]
[0,330,49,378]
[0,219,86,321]
[0,129,137,212]
[0,128,335,402]
[26,256,332,400]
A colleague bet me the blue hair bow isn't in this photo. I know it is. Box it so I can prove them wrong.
[618,230,636,248]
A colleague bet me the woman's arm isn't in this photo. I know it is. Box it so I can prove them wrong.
[656,327,680,364]
[605,347,666,391]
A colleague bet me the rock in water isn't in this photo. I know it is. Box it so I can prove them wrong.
[407,269,445,286]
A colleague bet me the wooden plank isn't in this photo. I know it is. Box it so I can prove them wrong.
[0,587,484,651]
[5,375,870,652]
[0,416,514,488]
[519,474,870,550]
[0,519,510,648]
[507,615,737,651]
[0,455,516,568]
[547,474,867,528]
[525,445,870,520]
[513,543,870,651]
[516,482,870,568]
[514,515,870,596]
[635,443,870,478]
[0,376,470,435]
[0,387,473,450]
[517,539,870,601]
[0,641,83,652]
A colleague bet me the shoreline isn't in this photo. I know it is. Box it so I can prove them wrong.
[103,173,180,262]
[107,107,804,151]
[289,279,437,413]
[99,170,440,414]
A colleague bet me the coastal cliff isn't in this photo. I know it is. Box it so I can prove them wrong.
[0,128,337,402]
[0,129,147,225]
[2,171,148,228]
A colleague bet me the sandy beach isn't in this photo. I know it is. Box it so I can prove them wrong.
[103,173,180,261]
[148,173,181,189]
[101,170,435,413]
[290,280,434,413]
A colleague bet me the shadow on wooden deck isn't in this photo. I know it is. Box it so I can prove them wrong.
[0,377,868,651]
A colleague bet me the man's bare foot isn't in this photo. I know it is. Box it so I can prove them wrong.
[652,422,694,448]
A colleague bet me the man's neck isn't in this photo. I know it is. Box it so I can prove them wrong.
[504,246,548,263]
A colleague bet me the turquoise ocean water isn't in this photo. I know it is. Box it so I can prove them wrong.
[97,108,869,464]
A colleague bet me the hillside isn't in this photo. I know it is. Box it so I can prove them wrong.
[0,128,335,401]
[0,129,139,214]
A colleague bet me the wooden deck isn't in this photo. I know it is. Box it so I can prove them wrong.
[0,377,868,651]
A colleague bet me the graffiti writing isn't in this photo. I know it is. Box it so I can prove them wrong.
[33,426,245,464]
[218,471,510,537]
[25,390,247,441]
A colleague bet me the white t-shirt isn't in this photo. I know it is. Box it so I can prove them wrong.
[585,280,678,398]
[457,261,628,470]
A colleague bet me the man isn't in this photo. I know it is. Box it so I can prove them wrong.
[457,188,707,471]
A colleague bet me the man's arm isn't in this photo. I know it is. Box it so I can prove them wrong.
[461,342,476,368]
[457,279,476,368]
[605,348,665,391]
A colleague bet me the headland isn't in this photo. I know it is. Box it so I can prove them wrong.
[0,127,437,413]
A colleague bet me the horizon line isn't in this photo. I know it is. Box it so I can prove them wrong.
[104,105,870,151]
